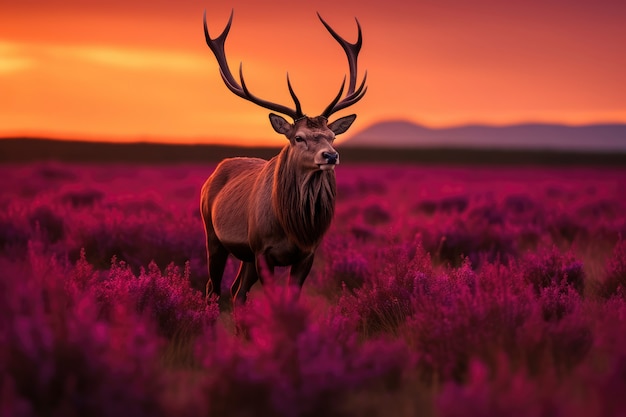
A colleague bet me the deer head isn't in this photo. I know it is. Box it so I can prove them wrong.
[203,10,367,171]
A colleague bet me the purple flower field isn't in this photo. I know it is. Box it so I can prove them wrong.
[2,161,626,416]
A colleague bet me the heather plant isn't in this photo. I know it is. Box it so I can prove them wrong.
[0,215,30,254]
[1,163,626,416]
[340,276,415,337]
[65,202,207,285]
[413,199,439,216]
[362,203,392,226]
[93,257,219,342]
[35,163,78,181]
[27,205,66,244]
[542,304,593,374]
[421,215,516,267]
[60,188,105,208]
[198,287,414,417]
[338,242,433,336]
[439,195,469,213]
[314,234,374,298]
[131,261,219,339]
[0,246,166,417]
[576,198,621,220]
[311,250,371,301]
[548,211,590,243]
[521,246,585,296]
[436,358,560,417]
[599,238,626,298]
[537,282,583,322]
[403,260,538,383]
[502,193,536,215]
[578,297,626,416]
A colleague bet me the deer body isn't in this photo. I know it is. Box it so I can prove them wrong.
[201,11,366,307]
[202,151,334,301]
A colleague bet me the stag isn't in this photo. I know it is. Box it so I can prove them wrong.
[200,10,367,308]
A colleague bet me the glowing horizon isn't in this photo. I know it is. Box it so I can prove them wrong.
[2,0,625,146]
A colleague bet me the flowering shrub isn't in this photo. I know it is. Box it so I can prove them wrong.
[437,358,560,417]
[521,246,585,296]
[0,162,625,415]
[599,239,626,298]
[95,258,220,339]
[198,288,414,417]
[337,243,433,336]
[0,248,166,417]
[27,205,66,244]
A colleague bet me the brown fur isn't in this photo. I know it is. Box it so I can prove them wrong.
[200,114,354,309]
[202,13,366,309]
[273,146,336,250]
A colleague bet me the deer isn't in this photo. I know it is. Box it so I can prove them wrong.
[200,10,367,309]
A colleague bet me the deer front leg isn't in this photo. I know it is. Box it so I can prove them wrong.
[232,253,278,306]
[206,236,228,309]
[288,253,315,299]
[232,261,257,306]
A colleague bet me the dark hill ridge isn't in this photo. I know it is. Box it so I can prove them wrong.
[344,121,626,152]
[0,138,279,164]
[2,129,626,165]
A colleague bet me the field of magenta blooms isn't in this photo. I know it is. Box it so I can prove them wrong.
[2,160,626,416]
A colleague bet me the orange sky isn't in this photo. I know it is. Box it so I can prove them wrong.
[1,0,625,146]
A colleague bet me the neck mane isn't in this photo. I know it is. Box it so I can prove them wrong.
[273,146,336,250]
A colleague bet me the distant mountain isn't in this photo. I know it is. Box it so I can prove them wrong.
[344,121,626,152]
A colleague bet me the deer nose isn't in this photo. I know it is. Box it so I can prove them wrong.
[322,151,339,164]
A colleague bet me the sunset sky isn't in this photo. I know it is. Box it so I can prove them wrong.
[2,0,625,146]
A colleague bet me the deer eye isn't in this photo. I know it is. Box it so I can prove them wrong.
[294,136,305,143]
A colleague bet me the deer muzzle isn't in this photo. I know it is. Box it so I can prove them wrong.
[322,151,339,165]
[318,151,339,170]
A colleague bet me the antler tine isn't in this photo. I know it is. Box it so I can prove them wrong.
[322,76,346,117]
[203,10,303,120]
[318,13,362,92]
[318,14,367,118]
[203,10,238,95]
[286,73,303,118]
[322,72,368,117]
[238,64,305,119]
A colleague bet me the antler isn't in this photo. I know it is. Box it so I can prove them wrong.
[319,14,368,118]
[203,10,304,120]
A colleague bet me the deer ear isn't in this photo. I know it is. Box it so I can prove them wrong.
[328,114,357,135]
[269,113,292,135]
